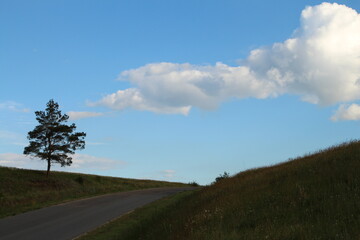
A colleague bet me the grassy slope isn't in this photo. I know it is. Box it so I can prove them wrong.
[0,167,188,218]
[81,141,360,240]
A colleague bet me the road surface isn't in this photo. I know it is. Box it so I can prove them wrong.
[0,187,195,240]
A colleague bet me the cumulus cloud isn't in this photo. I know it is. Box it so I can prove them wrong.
[0,101,30,113]
[91,3,360,115]
[67,111,104,120]
[89,88,192,115]
[0,153,124,171]
[331,104,360,121]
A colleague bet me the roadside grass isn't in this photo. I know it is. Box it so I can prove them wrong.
[0,167,188,218]
[78,190,198,240]
[80,140,360,239]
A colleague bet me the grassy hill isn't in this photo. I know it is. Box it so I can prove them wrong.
[81,140,360,240]
[0,167,189,218]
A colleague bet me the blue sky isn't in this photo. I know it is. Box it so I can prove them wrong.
[1,0,360,185]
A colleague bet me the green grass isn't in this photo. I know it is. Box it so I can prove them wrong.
[79,140,360,240]
[0,167,188,218]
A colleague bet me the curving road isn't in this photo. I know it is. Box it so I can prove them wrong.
[0,187,195,240]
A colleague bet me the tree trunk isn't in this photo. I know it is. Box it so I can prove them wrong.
[46,159,51,177]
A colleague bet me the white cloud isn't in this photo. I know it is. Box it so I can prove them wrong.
[0,153,124,172]
[89,88,191,115]
[0,101,30,113]
[91,3,360,115]
[0,153,33,168]
[245,2,360,105]
[331,104,360,121]
[70,154,124,170]
[67,111,104,120]
[161,169,176,179]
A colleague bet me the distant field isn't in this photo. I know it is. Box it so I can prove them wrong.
[80,140,360,240]
[0,167,188,218]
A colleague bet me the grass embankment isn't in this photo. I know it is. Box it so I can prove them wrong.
[0,167,188,218]
[80,141,360,240]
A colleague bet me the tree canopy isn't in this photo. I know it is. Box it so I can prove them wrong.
[24,99,86,176]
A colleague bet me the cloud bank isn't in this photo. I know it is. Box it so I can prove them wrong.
[92,3,360,118]
[0,153,124,171]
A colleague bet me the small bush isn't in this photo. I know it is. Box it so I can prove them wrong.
[188,181,200,187]
[214,171,230,183]
[75,176,84,185]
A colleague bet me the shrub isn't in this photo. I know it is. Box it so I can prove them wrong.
[75,176,84,185]
[214,171,230,183]
[188,181,200,187]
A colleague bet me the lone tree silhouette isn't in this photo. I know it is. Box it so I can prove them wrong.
[24,99,86,176]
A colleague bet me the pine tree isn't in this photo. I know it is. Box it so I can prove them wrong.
[24,99,86,176]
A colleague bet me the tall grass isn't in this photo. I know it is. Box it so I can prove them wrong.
[81,140,360,239]
[0,167,188,218]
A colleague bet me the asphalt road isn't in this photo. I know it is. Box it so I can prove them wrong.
[0,187,195,240]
